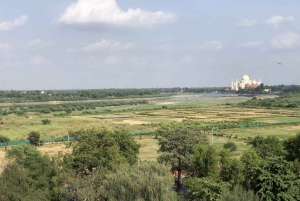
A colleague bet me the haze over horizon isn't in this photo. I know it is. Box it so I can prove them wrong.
[1,0,300,90]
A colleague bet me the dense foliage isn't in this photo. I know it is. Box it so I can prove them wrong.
[66,127,141,174]
[0,89,161,103]
[157,126,208,192]
[0,100,148,115]
[27,131,41,146]
[2,124,300,200]
[238,85,300,109]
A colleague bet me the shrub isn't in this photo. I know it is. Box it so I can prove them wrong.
[27,131,42,146]
[223,142,237,152]
[41,119,51,125]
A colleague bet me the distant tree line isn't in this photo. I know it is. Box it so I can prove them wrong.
[0,100,148,115]
[158,87,227,93]
[237,86,300,109]
[0,89,161,103]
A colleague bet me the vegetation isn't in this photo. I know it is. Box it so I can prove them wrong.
[238,85,300,109]
[157,126,207,192]
[1,88,300,200]
[67,127,140,174]
[0,100,149,115]
[27,131,41,146]
[0,89,161,103]
[223,141,237,152]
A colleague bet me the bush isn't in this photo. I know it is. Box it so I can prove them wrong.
[41,119,51,125]
[220,185,259,201]
[27,131,42,146]
[223,142,237,152]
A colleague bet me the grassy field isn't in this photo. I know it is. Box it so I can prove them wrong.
[0,93,299,163]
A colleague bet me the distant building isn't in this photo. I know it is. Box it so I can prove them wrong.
[231,74,261,91]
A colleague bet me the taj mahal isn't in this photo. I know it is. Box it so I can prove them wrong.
[231,74,261,91]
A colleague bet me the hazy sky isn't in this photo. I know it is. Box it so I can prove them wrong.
[1,0,300,90]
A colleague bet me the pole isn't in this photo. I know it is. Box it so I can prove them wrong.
[212,127,213,145]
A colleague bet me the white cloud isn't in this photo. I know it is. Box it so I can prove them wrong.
[265,15,294,28]
[236,19,257,27]
[271,32,300,49]
[30,56,48,65]
[104,56,121,65]
[240,41,263,47]
[0,43,12,49]
[58,0,176,28]
[0,15,28,31]
[82,39,135,51]
[3,60,24,67]
[201,41,223,50]
[26,39,42,47]
[66,48,77,53]
[180,55,194,64]
[184,41,223,51]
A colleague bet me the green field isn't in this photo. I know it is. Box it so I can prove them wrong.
[0,93,299,162]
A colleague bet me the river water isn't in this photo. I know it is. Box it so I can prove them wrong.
[169,93,238,101]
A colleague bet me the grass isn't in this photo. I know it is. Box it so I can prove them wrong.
[135,135,159,161]
[0,93,299,161]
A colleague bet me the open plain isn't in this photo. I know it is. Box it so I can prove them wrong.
[1,93,300,164]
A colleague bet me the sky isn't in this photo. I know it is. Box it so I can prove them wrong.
[1,0,300,90]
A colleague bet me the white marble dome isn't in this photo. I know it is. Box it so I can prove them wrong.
[242,74,250,82]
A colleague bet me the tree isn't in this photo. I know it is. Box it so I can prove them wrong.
[68,127,140,174]
[0,144,65,200]
[220,185,259,201]
[190,144,220,179]
[219,149,245,185]
[240,149,262,188]
[283,132,300,161]
[247,136,285,158]
[184,177,225,201]
[100,162,178,201]
[157,127,208,192]
[0,135,10,150]
[223,141,237,152]
[248,156,300,200]
[27,131,42,146]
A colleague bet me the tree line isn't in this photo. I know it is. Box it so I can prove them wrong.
[0,100,148,116]
[0,89,161,103]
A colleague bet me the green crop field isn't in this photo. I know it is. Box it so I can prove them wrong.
[0,93,299,163]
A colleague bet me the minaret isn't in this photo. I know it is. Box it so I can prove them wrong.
[231,79,233,90]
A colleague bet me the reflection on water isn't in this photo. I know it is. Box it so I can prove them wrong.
[169,93,237,101]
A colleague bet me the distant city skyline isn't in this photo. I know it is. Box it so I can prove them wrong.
[1,0,300,90]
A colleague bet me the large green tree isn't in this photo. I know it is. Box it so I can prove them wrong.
[247,136,285,158]
[100,162,178,201]
[219,149,245,185]
[220,185,259,201]
[157,126,207,192]
[64,162,178,201]
[190,144,220,179]
[0,144,65,201]
[283,132,300,161]
[68,127,140,174]
[184,177,225,201]
[248,156,300,201]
